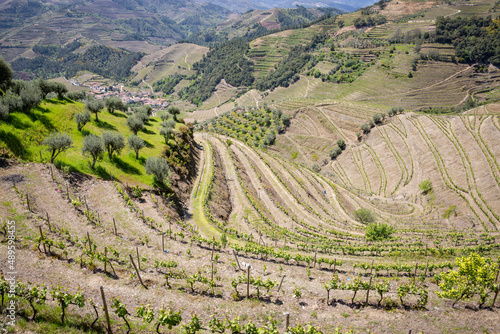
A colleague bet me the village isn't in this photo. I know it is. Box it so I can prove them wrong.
[69,78,170,111]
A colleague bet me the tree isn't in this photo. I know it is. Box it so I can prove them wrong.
[19,81,42,113]
[336,139,346,150]
[82,134,104,169]
[102,131,125,160]
[354,208,375,224]
[361,123,370,134]
[85,98,105,122]
[43,132,72,164]
[160,126,174,143]
[128,135,145,159]
[419,179,432,195]
[0,101,9,120]
[145,157,171,185]
[372,113,382,125]
[127,116,144,135]
[105,96,123,113]
[167,105,181,121]
[329,146,342,159]
[436,253,499,308]
[365,222,394,241]
[53,82,68,100]
[0,56,12,95]
[75,111,91,131]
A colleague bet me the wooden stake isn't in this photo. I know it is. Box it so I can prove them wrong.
[284,312,290,332]
[277,275,285,293]
[104,247,107,273]
[491,283,500,307]
[333,258,337,275]
[162,233,165,252]
[313,249,317,268]
[100,286,112,334]
[211,237,215,261]
[246,266,251,298]
[424,258,429,277]
[80,254,83,269]
[26,194,31,212]
[413,263,419,285]
[211,258,214,281]
[136,246,141,271]
[129,254,147,289]
[87,231,92,252]
[113,218,117,235]
[39,226,47,254]
[233,251,242,271]
[369,260,374,277]
[46,212,51,232]
[365,275,373,305]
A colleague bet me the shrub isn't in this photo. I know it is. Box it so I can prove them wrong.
[312,164,321,172]
[418,179,432,195]
[436,253,499,307]
[128,135,145,159]
[365,222,394,241]
[329,146,342,159]
[354,208,375,224]
[43,132,72,163]
[82,134,104,169]
[75,111,91,131]
[336,139,346,150]
[145,157,171,185]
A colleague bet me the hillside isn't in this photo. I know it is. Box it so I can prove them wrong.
[2,0,500,333]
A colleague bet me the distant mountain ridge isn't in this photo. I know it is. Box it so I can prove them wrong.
[199,0,378,12]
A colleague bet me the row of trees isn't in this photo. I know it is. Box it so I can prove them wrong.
[0,57,68,119]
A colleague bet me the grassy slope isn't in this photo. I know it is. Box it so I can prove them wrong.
[0,98,170,187]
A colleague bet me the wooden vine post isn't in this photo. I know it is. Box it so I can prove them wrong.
[136,247,141,271]
[284,312,290,332]
[113,218,118,236]
[277,275,286,293]
[333,258,337,275]
[246,266,251,298]
[233,251,242,271]
[365,275,373,305]
[100,286,112,334]
[26,194,31,212]
[129,254,147,289]
[38,226,47,254]
[413,263,419,285]
[104,247,107,274]
[87,231,92,252]
[46,212,51,232]
[162,233,165,252]
[424,258,429,277]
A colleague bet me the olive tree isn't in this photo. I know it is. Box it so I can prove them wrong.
[336,139,346,150]
[329,146,342,159]
[85,98,105,122]
[82,134,104,169]
[102,131,125,160]
[167,106,180,121]
[43,132,73,164]
[75,111,91,131]
[0,55,13,94]
[127,116,144,135]
[145,156,171,185]
[105,97,123,113]
[128,135,145,159]
[160,126,174,143]
[19,81,42,113]
[354,208,375,224]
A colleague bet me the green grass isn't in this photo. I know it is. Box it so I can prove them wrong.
[0,98,169,187]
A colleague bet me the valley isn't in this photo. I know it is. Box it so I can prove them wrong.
[1,0,500,333]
